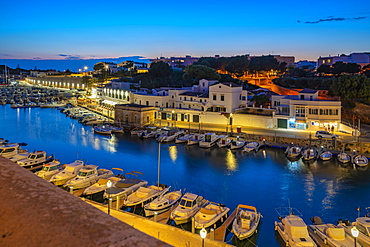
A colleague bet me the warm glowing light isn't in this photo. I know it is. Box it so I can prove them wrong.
[351,226,359,238]
[226,149,237,171]
[200,228,207,239]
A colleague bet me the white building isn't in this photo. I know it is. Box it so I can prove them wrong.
[271,89,344,131]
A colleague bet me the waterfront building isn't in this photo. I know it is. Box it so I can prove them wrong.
[317,52,370,68]
[25,76,87,90]
[271,88,349,132]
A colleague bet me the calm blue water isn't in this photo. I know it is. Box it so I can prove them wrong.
[1,104,370,246]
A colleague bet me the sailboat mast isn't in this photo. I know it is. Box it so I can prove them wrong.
[157,142,161,187]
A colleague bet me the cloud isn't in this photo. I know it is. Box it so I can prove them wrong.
[301,16,366,24]
[57,54,83,60]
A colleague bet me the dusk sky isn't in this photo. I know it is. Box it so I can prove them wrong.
[1,0,369,63]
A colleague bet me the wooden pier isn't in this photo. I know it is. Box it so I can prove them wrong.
[211,207,237,242]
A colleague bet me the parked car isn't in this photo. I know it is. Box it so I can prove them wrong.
[315,131,339,139]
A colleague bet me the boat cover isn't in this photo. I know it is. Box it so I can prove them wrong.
[326,227,345,240]
[283,216,310,239]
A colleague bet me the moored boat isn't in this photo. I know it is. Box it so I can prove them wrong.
[319,151,332,161]
[230,140,246,150]
[64,165,113,190]
[232,204,262,240]
[337,151,351,164]
[144,189,183,217]
[49,160,85,186]
[0,142,28,158]
[338,214,370,247]
[103,178,148,201]
[16,150,54,171]
[194,201,230,231]
[35,160,64,180]
[123,184,169,208]
[242,142,259,153]
[170,192,208,225]
[353,155,369,167]
[301,147,317,161]
[93,126,112,135]
[187,133,205,146]
[217,135,232,148]
[285,146,302,160]
[199,133,220,148]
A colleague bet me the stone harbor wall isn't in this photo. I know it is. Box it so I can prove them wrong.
[0,156,169,247]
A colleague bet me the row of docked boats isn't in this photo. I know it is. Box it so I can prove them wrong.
[275,206,370,247]
[132,127,260,152]
[285,145,369,166]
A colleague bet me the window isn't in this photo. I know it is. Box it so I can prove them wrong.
[193,115,199,123]
[213,94,216,100]
[184,97,187,101]
[300,95,304,100]
[295,106,306,117]
[172,95,174,98]
[309,109,318,115]
[221,95,225,101]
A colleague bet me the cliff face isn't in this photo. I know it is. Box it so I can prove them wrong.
[0,156,169,247]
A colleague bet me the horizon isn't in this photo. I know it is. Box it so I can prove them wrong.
[1,0,369,68]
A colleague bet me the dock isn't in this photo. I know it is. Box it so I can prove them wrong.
[211,207,237,242]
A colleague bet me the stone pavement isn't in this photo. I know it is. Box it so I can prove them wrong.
[0,156,169,247]
[86,200,234,247]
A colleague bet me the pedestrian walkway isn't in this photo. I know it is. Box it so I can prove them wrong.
[85,199,234,247]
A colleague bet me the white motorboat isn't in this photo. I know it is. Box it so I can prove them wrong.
[49,160,85,186]
[285,146,302,159]
[199,133,220,148]
[64,165,113,190]
[243,142,259,153]
[217,135,232,148]
[35,160,63,180]
[187,134,205,146]
[158,130,183,143]
[144,190,183,217]
[338,216,370,247]
[337,151,351,163]
[93,126,112,135]
[319,151,332,161]
[194,201,230,230]
[175,133,192,144]
[301,147,317,161]
[0,143,28,158]
[170,192,208,225]
[17,150,54,170]
[108,125,124,133]
[232,204,262,240]
[309,218,361,247]
[353,155,369,167]
[230,140,246,150]
[103,178,148,200]
[274,207,316,247]
[123,184,169,207]
[82,176,122,197]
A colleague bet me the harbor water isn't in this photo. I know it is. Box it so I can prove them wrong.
[1,104,370,246]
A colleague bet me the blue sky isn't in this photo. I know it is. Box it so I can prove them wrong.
[1,0,369,64]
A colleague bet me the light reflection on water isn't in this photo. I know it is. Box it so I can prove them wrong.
[1,105,370,247]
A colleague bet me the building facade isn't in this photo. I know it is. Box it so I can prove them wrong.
[317,52,370,68]
[25,76,87,89]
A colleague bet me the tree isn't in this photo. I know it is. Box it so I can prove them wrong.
[249,55,279,73]
[317,64,331,74]
[331,74,370,102]
[250,94,270,107]
[149,61,172,78]
[93,62,105,72]
[225,55,250,78]
[182,65,221,81]
[331,62,348,75]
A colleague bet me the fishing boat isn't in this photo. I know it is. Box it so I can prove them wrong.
[0,143,28,158]
[103,178,148,200]
[170,192,208,225]
[285,146,302,160]
[93,126,112,135]
[232,204,262,240]
[82,176,122,198]
[64,165,113,190]
[187,133,205,146]
[158,130,183,143]
[301,147,317,161]
[175,133,192,144]
[144,190,183,217]
[199,133,220,148]
[309,216,360,247]
[16,150,54,171]
[319,151,332,161]
[49,160,85,186]
[35,160,64,180]
[217,135,232,148]
[230,140,246,150]
[274,207,316,247]
[194,201,230,230]
[337,151,351,164]
[122,184,169,208]
[243,142,259,153]
[353,155,369,167]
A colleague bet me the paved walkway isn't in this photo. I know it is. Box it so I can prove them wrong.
[85,200,234,247]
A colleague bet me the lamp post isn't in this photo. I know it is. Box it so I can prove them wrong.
[172,110,176,127]
[200,228,207,247]
[351,226,359,247]
[107,180,112,215]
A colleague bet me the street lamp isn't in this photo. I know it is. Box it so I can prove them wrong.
[351,226,359,247]
[107,180,112,215]
[200,228,207,247]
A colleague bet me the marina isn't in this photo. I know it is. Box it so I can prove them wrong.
[1,104,370,246]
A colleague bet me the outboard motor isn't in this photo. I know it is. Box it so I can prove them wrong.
[310,216,322,225]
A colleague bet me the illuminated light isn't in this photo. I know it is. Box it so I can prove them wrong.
[263,149,266,158]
